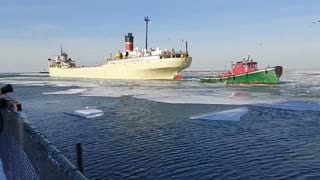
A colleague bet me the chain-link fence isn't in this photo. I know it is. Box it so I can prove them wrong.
[0,95,87,180]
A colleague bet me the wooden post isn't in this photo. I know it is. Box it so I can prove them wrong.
[76,143,84,174]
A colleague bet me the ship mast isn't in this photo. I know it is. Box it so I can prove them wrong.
[60,44,63,56]
[144,16,150,51]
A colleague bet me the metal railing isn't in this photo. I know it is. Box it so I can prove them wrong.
[0,85,87,180]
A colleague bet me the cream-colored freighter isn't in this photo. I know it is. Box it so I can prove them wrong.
[48,17,192,80]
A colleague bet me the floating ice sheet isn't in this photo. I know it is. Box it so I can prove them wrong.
[64,109,104,118]
[43,89,87,95]
[190,107,249,121]
[18,73,49,76]
[3,71,320,107]
[0,159,6,180]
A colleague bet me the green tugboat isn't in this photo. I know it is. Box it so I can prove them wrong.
[200,56,283,84]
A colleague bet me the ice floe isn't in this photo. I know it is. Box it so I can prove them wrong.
[190,107,249,121]
[43,89,87,95]
[64,108,104,118]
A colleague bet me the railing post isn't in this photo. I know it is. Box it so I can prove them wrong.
[76,143,84,174]
[0,112,3,135]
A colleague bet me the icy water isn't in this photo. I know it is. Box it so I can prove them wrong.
[1,70,320,179]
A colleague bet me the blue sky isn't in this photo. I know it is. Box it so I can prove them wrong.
[0,0,320,72]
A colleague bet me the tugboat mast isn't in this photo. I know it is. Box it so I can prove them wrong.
[144,16,150,50]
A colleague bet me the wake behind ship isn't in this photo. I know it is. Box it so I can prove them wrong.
[48,17,192,80]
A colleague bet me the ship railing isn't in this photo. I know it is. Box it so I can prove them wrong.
[0,90,87,180]
[106,51,189,61]
[160,51,188,59]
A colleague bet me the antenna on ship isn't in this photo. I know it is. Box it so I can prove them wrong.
[60,44,63,55]
[186,41,188,56]
[144,16,150,50]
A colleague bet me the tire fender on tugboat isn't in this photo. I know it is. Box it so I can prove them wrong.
[275,66,283,77]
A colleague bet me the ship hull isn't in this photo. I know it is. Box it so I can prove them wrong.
[49,57,192,80]
[200,67,282,84]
